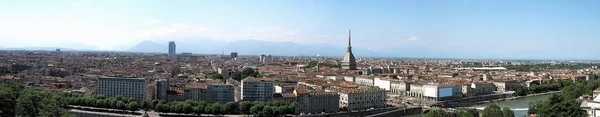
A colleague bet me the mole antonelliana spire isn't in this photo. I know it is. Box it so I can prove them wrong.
[341,29,357,70]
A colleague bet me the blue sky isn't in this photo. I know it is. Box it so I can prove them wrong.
[0,0,599,59]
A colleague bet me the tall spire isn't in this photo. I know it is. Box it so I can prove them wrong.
[347,29,352,52]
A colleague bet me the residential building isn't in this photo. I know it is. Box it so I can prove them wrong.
[275,84,297,93]
[462,82,495,97]
[493,80,519,92]
[155,79,168,100]
[97,76,147,102]
[207,83,235,103]
[295,88,340,115]
[241,77,274,102]
[337,87,386,111]
[354,77,374,86]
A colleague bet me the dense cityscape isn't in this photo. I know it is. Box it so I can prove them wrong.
[2,31,600,117]
[3,1,600,117]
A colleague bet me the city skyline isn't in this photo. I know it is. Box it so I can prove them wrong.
[1,0,600,59]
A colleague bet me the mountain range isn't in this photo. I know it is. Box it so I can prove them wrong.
[128,39,385,57]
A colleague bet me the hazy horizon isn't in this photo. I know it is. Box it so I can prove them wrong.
[1,0,599,59]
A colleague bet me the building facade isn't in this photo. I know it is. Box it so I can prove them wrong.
[168,41,176,57]
[337,87,386,111]
[295,89,340,115]
[155,79,168,100]
[97,76,147,102]
[207,84,235,103]
[241,77,274,102]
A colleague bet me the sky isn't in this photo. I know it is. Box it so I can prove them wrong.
[0,0,599,59]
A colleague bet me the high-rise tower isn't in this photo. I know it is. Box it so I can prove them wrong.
[341,30,357,70]
[168,41,176,57]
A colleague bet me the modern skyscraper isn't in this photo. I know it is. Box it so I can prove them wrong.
[341,30,357,70]
[230,52,238,59]
[168,41,176,57]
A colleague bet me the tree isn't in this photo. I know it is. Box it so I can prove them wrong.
[562,85,583,99]
[457,108,478,117]
[126,102,139,111]
[0,82,71,117]
[225,102,238,113]
[141,101,149,110]
[425,109,453,117]
[528,102,539,115]
[194,105,205,115]
[263,105,274,116]
[241,101,255,113]
[502,107,514,117]
[482,104,503,117]
[116,101,126,110]
[183,103,193,114]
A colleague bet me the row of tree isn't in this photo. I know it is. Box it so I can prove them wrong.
[504,63,600,71]
[152,100,295,116]
[57,92,142,111]
[527,79,599,117]
[0,81,72,117]
[425,104,514,117]
[231,68,261,81]
[510,79,570,96]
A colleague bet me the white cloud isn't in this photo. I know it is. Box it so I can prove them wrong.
[145,19,163,24]
[408,36,418,41]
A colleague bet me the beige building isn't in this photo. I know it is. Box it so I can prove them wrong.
[337,87,386,111]
[493,80,520,92]
[294,88,340,115]
[97,76,147,102]
[462,82,495,97]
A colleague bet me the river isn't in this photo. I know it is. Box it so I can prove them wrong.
[402,94,553,117]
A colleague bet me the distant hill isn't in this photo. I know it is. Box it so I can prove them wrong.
[1,47,75,51]
[127,39,384,57]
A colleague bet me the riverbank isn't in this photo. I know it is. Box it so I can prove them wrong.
[472,91,561,106]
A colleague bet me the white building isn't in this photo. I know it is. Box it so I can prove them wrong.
[422,84,462,101]
[344,76,355,82]
[391,81,410,95]
[275,84,297,93]
[355,77,374,86]
[373,78,391,91]
[462,82,495,97]
[241,77,275,102]
[581,96,600,117]
[97,76,147,102]
[408,83,424,98]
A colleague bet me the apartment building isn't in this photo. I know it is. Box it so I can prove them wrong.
[295,88,340,115]
[275,84,297,93]
[207,83,235,103]
[97,76,147,102]
[241,77,274,102]
[354,77,374,86]
[155,79,168,100]
[337,87,386,111]
[493,80,520,92]
[462,82,495,97]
